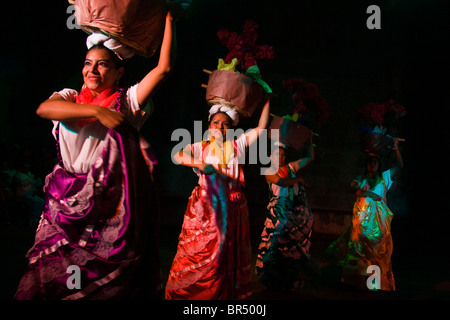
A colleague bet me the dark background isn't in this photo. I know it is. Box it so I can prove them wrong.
[1,0,449,300]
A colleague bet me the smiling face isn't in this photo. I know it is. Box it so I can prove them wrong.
[208,112,232,141]
[82,47,124,95]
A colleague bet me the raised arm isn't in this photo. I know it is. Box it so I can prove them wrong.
[389,137,404,178]
[136,10,177,106]
[290,134,315,172]
[245,99,270,146]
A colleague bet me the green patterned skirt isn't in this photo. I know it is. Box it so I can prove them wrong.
[255,187,314,289]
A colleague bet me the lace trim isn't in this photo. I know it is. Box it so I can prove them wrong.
[166,188,222,291]
[166,185,252,297]
[62,262,129,300]
[29,239,69,264]
[92,199,125,259]
[171,197,219,260]
[16,246,97,294]
[165,249,218,292]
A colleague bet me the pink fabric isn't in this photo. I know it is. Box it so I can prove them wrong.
[74,0,167,57]
[165,174,252,300]
[15,126,160,299]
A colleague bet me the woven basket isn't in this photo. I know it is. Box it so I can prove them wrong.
[74,0,167,57]
[268,115,312,150]
[205,70,267,118]
[360,132,394,157]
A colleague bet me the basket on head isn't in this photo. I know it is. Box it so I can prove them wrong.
[73,0,167,58]
[205,70,267,119]
[268,115,313,150]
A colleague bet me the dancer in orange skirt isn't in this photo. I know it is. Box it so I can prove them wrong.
[165,101,270,299]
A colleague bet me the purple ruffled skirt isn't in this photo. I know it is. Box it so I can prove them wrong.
[15,127,160,299]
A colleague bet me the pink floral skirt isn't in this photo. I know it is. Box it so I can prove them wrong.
[165,182,252,300]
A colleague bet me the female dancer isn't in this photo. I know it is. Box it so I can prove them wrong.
[255,138,315,291]
[165,100,270,300]
[325,138,403,291]
[15,11,176,300]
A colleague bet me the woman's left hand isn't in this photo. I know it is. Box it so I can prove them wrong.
[200,163,216,175]
[392,137,399,150]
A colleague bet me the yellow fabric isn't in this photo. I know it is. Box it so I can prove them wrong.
[206,137,234,168]
[217,58,239,71]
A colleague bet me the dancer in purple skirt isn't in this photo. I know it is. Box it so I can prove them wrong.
[15,11,176,300]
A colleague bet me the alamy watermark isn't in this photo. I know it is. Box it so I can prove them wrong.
[367,5,381,29]
[66,265,81,290]
[366,265,381,290]
[66,264,382,291]
[66,4,80,30]
[66,4,381,31]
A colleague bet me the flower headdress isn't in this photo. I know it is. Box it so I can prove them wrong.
[358,100,406,157]
[215,20,275,93]
[358,100,406,133]
[217,20,275,72]
[282,78,329,125]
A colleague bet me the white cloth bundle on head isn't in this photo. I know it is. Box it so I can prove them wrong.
[86,33,136,60]
[274,141,287,149]
[208,105,239,126]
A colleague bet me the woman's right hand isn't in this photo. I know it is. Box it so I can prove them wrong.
[295,176,308,187]
[167,2,183,22]
[94,106,126,130]
[354,187,382,201]
[367,191,382,201]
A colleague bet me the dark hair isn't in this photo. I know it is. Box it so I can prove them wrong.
[209,111,234,127]
[87,43,124,69]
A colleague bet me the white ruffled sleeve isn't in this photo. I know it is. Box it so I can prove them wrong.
[124,84,154,131]
[50,88,79,140]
